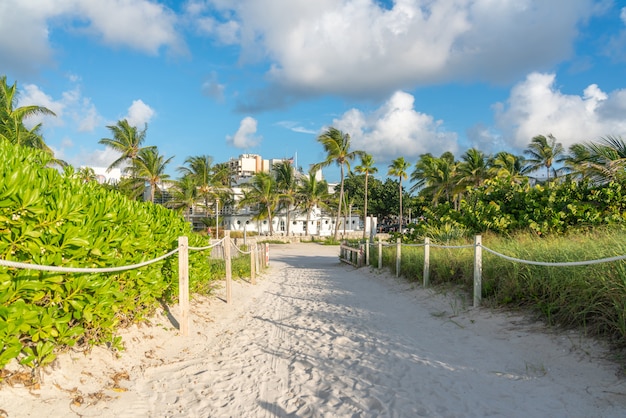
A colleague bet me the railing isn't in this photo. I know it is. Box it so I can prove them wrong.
[340,236,626,308]
[339,242,365,267]
[0,231,270,337]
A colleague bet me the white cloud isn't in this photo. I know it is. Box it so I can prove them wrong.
[124,100,155,128]
[276,121,317,134]
[332,91,458,162]
[494,72,626,150]
[17,82,103,133]
[207,0,596,102]
[1,0,184,77]
[227,116,262,148]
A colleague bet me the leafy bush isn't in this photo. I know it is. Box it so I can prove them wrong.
[0,140,214,372]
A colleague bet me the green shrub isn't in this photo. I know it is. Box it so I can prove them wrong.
[0,140,214,372]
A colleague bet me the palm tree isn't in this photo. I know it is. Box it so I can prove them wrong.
[238,172,281,235]
[388,157,411,230]
[457,148,490,188]
[274,160,298,236]
[166,174,198,221]
[131,147,174,202]
[524,134,565,181]
[178,155,229,218]
[297,170,330,236]
[355,153,377,239]
[411,152,459,207]
[99,119,155,172]
[313,127,364,240]
[488,151,526,182]
[75,166,99,183]
[0,76,60,159]
[564,135,626,184]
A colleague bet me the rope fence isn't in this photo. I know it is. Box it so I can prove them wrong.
[0,231,270,336]
[341,235,626,308]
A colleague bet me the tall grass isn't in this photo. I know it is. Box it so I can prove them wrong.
[372,228,626,347]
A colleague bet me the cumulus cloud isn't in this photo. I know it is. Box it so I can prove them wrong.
[494,72,626,150]
[331,91,458,163]
[227,116,262,148]
[1,0,184,77]
[124,100,155,128]
[203,0,596,107]
[17,81,103,132]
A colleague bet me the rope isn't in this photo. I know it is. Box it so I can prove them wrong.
[0,248,180,274]
[481,245,626,267]
[189,237,225,251]
[231,241,253,255]
[429,244,474,249]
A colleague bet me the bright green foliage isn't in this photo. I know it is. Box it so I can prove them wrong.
[0,140,213,371]
[408,177,626,237]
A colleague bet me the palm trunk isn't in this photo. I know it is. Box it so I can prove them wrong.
[362,174,369,239]
[398,179,403,231]
[334,165,344,241]
[268,207,274,235]
[305,209,311,236]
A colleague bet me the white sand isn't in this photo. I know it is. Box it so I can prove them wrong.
[1,243,625,417]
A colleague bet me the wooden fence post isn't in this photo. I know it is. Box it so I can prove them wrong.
[396,238,401,277]
[378,238,382,269]
[250,242,256,285]
[178,236,189,336]
[365,239,370,266]
[224,231,232,305]
[474,235,482,308]
[423,237,430,288]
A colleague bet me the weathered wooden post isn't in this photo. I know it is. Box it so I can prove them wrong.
[396,238,401,277]
[423,237,430,288]
[365,239,370,266]
[378,238,382,269]
[178,236,189,336]
[474,235,482,308]
[224,230,232,304]
[250,242,256,285]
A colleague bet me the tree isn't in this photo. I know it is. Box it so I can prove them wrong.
[355,153,378,239]
[0,75,60,160]
[131,147,174,202]
[564,135,626,184]
[238,172,281,235]
[488,151,526,183]
[388,157,411,230]
[167,175,198,221]
[457,148,490,188]
[411,152,458,207]
[178,155,229,219]
[524,134,565,181]
[313,127,364,240]
[297,170,330,236]
[274,160,298,236]
[99,119,155,172]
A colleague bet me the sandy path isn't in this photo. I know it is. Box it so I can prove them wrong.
[1,243,625,417]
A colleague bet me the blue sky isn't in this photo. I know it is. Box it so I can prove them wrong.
[2,0,626,182]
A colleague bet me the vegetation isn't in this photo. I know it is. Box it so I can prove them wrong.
[313,127,364,240]
[1,74,626,371]
[0,140,237,373]
[371,229,626,346]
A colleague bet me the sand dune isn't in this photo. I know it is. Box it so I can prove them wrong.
[1,243,625,417]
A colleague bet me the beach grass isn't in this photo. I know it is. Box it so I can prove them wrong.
[371,227,626,346]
